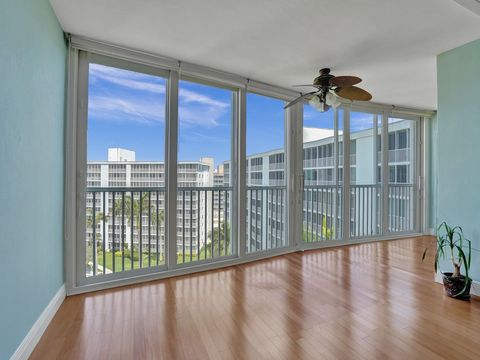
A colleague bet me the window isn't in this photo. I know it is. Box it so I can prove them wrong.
[350,139,357,155]
[396,165,408,183]
[74,47,424,291]
[388,117,416,233]
[389,165,396,183]
[389,132,396,150]
[398,129,408,149]
[176,79,233,264]
[349,112,381,237]
[246,92,286,252]
[303,106,341,242]
[84,58,167,277]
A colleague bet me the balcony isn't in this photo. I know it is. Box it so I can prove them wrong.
[85,180,417,278]
[268,162,284,170]
[85,187,234,276]
[246,186,287,253]
[377,148,411,163]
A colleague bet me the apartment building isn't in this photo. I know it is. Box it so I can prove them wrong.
[85,150,216,273]
[86,119,413,269]
[242,120,414,250]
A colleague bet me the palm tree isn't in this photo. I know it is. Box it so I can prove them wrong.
[86,210,105,247]
[113,192,164,252]
[86,209,105,273]
[203,221,231,257]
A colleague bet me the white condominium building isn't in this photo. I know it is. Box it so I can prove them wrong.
[86,120,413,262]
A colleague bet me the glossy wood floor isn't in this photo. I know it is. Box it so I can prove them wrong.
[31,236,480,360]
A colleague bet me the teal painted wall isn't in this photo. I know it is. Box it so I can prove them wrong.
[436,39,480,281]
[0,0,66,358]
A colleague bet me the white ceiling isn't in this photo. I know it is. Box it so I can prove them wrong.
[50,0,480,109]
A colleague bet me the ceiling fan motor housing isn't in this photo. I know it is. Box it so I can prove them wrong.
[313,68,335,88]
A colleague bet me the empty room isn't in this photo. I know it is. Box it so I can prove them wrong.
[2,0,480,359]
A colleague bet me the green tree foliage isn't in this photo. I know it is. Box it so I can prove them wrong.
[113,193,164,236]
[201,221,231,257]
[303,217,333,242]
[86,209,105,247]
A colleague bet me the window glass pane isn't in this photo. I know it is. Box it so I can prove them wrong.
[85,62,167,277]
[177,79,233,264]
[398,130,408,149]
[389,165,396,183]
[388,118,416,233]
[302,106,342,242]
[397,165,407,183]
[349,112,381,237]
[388,132,396,150]
[246,93,286,253]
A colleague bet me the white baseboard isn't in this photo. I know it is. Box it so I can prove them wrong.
[427,228,435,236]
[434,272,480,297]
[10,284,66,360]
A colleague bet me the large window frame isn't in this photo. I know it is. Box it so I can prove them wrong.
[299,105,424,249]
[174,75,238,267]
[65,36,433,295]
[75,53,171,288]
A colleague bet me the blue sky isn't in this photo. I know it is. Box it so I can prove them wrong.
[87,63,374,166]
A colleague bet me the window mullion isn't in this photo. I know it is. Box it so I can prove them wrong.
[287,103,302,249]
[236,88,246,257]
[381,111,389,234]
[166,70,179,270]
[342,106,351,241]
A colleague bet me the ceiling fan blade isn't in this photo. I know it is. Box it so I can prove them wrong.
[284,92,317,109]
[292,84,323,88]
[329,76,362,88]
[336,86,372,101]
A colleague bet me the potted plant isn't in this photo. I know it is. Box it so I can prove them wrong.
[423,222,472,300]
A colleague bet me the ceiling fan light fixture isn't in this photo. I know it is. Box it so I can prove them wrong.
[308,95,323,110]
[325,92,341,109]
[308,94,332,113]
[320,102,331,113]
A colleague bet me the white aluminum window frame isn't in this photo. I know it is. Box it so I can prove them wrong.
[65,35,434,295]
[298,106,427,250]
[243,89,293,256]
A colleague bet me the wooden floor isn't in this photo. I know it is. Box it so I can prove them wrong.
[31,236,480,360]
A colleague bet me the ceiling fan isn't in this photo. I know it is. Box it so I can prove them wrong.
[284,68,372,112]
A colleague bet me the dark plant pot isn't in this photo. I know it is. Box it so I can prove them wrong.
[442,272,471,300]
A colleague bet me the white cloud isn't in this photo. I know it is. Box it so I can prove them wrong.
[89,63,230,127]
[350,114,375,131]
[90,64,166,94]
[89,95,165,124]
[179,105,225,128]
[179,88,229,108]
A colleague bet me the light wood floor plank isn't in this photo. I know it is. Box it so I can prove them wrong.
[30,236,480,360]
